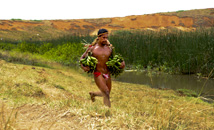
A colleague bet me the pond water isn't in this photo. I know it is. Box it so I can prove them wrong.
[115,71,214,99]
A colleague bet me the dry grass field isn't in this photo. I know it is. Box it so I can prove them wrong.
[0,51,213,130]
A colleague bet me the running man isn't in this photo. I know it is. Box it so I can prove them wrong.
[80,29,125,107]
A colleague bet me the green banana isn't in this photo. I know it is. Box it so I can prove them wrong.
[79,55,98,73]
[106,54,124,78]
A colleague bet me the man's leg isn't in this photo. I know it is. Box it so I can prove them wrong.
[91,75,111,107]
[104,76,112,107]
[106,75,112,92]
[89,91,102,102]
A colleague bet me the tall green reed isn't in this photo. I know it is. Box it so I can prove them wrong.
[110,28,214,77]
[0,28,214,77]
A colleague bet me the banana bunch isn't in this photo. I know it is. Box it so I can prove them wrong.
[79,56,98,73]
[106,54,124,78]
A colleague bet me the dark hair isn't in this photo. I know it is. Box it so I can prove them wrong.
[98,29,108,37]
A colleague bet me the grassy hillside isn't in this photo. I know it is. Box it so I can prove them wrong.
[161,8,214,19]
[0,51,213,129]
[0,8,213,41]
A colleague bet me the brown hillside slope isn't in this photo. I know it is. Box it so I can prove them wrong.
[0,8,213,40]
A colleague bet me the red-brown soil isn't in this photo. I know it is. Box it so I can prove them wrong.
[0,8,213,40]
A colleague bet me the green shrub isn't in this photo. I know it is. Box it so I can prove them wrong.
[17,42,39,53]
[38,43,55,54]
[0,43,17,50]
[44,42,84,65]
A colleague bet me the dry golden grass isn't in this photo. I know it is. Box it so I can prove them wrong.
[0,57,214,129]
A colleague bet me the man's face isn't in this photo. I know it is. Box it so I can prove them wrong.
[99,34,108,45]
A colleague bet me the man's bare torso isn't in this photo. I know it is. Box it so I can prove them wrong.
[91,44,112,74]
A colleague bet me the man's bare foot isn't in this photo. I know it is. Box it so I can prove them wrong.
[89,92,95,102]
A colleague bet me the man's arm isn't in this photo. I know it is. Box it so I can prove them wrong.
[108,44,125,69]
[80,46,93,72]
[80,46,92,59]
[120,61,125,69]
